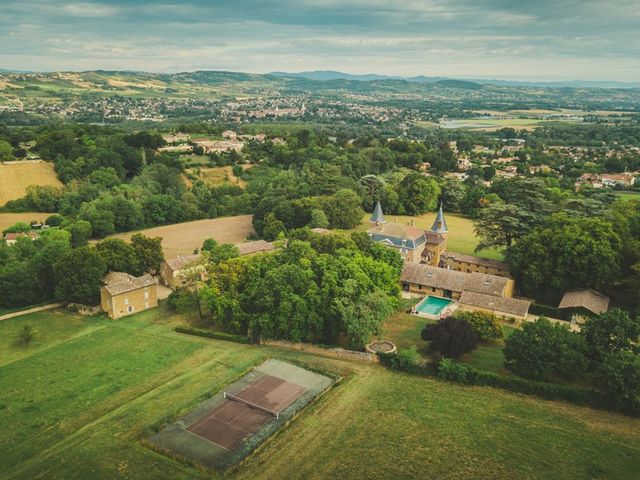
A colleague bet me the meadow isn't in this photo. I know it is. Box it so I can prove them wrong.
[103,215,254,258]
[0,161,61,206]
[353,211,504,260]
[0,212,50,233]
[1,306,639,479]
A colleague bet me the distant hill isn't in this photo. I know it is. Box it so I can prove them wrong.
[269,70,640,89]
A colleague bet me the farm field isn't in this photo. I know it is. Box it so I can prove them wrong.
[0,161,62,206]
[1,307,640,479]
[352,211,504,260]
[104,215,254,258]
[0,212,50,232]
[615,191,640,202]
[439,117,582,131]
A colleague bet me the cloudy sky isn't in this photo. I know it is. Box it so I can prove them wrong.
[1,0,639,81]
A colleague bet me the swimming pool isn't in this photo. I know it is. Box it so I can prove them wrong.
[415,296,453,317]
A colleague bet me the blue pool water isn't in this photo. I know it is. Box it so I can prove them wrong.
[415,296,453,316]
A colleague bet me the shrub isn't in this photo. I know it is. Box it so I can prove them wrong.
[166,287,196,313]
[17,325,35,347]
[504,317,587,381]
[455,311,503,340]
[422,317,479,357]
[594,350,640,415]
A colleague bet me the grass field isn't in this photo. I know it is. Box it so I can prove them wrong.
[353,211,504,260]
[0,161,62,206]
[104,215,255,258]
[1,307,640,479]
[439,118,581,131]
[615,191,640,203]
[190,165,251,188]
[0,212,50,232]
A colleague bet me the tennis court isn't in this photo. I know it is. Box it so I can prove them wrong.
[149,359,333,470]
[186,375,307,450]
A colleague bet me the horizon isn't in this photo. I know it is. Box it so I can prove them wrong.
[1,1,639,82]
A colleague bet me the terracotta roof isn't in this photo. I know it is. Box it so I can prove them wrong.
[400,264,509,296]
[4,231,39,241]
[441,252,509,271]
[558,289,610,314]
[165,254,202,271]
[103,274,156,296]
[236,240,275,256]
[103,271,135,285]
[459,291,530,317]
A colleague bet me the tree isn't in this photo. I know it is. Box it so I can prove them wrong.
[96,238,139,274]
[202,239,239,264]
[262,213,286,241]
[455,311,503,340]
[309,209,329,229]
[582,309,640,366]
[54,247,106,305]
[65,221,92,248]
[321,189,364,229]
[422,317,479,357]
[504,318,587,381]
[507,215,622,302]
[130,234,163,275]
[0,140,13,161]
[594,350,640,414]
[474,202,538,251]
[397,174,440,215]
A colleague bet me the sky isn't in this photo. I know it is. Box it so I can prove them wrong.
[1,0,639,81]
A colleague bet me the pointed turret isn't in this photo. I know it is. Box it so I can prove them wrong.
[370,200,386,225]
[430,204,448,233]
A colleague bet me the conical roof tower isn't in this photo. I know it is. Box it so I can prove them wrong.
[370,200,386,225]
[430,204,448,233]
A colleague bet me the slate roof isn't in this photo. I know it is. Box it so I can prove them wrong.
[370,201,386,224]
[459,291,530,317]
[400,263,509,296]
[103,274,156,296]
[236,240,275,256]
[558,289,610,314]
[424,231,446,245]
[368,222,427,249]
[430,204,448,233]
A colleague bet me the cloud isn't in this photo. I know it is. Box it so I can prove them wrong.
[0,0,638,80]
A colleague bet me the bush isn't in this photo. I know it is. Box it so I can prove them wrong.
[378,347,432,376]
[455,311,503,340]
[166,287,196,312]
[17,324,35,347]
[174,326,250,344]
[594,350,640,415]
[422,317,479,357]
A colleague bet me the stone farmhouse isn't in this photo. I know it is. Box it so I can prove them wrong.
[3,231,39,246]
[100,272,158,320]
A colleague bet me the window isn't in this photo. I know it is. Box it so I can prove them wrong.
[127,306,134,313]
[124,298,129,305]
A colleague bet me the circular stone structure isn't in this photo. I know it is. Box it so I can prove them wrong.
[365,340,397,355]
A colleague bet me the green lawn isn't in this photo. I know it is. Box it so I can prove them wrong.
[352,212,504,260]
[615,191,640,203]
[2,307,640,479]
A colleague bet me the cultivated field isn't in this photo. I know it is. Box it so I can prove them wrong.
[2,307,639,479]
[105,215,254,257]
[353,211,504,260]
[439,117,582,131]
[0,212,50,232]
[0,161,62,206]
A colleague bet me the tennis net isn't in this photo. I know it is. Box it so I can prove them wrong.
[223,391,280,419]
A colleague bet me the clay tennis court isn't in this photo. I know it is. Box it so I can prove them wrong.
[187,375,307,450]
[149,359,334,470]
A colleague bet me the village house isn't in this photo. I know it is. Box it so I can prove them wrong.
[100,272,158,320]
[367,202,428,263]
[3,231,39,246]
[575,172,636,190]
[558,289,610,324]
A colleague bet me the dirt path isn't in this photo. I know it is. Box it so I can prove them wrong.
[0,303,63,321]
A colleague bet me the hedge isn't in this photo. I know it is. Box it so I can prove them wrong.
[377,351,638,416]
[529,303,570,320]
[174,326,250,344]
[436,358,605,407]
